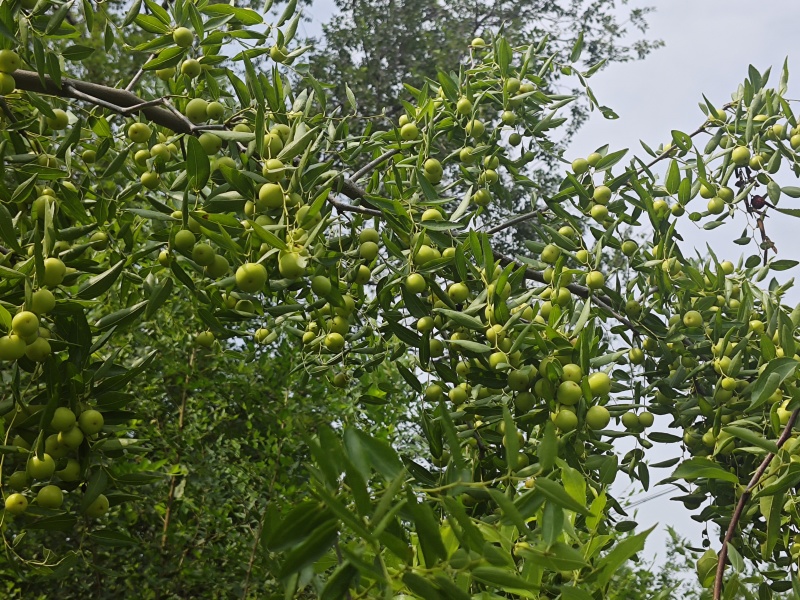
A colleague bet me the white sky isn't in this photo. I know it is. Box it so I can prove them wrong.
[303,0,800,562]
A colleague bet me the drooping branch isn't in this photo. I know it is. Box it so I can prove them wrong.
[713,408,800,600]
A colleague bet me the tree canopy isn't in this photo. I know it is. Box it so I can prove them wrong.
[1,1,800,599]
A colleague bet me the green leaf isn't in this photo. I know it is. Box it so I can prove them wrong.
[405,491,446,567]
[570,31,584,63]
[186,136,211,190]
[472,566,539,593]
[597,526,655,587]
[672,457,739,484]
[77,259,126,300]
[721,426,779,453]
[750,357,798,408]
[533,477,590,515]
[781,186,800,198]
[88,530,138,547]
[45,0,74,35]
[145,277,173,320]
[277,520,338,578]
[95,300,148,331]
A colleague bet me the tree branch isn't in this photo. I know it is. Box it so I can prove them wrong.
[350,148,400,182]
[713,408,800,600]
[13,70,193,134]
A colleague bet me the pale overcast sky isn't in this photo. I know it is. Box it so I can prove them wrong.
[303,0,800,560]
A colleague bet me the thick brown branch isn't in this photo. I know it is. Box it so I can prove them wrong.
[713,408,800,600]
[13,70,192,133]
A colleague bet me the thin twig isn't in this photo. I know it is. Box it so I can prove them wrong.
[125,53,156,92]
[484,208,547,235]
[713,408,800,600]
[350,148,401,182]
[328,195,382,217]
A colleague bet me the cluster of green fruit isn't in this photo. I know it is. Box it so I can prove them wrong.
[0,49,20,95]
[0,258,67,363]
[3,406,108,518]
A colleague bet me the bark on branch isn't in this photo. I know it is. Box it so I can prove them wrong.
[13,69,193,134]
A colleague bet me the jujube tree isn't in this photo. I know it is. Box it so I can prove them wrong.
[0,0,799,598]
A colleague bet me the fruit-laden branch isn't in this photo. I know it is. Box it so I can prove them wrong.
[713,408,800,600]
[495,252,643,334]
[484,108,728,237]
[16,66,642,334]
[13,70,194,134]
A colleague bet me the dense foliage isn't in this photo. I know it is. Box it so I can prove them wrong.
[1,0,800,599]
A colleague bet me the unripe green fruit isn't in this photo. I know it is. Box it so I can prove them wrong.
[173,27,194,48]
[586,405,610,430]
[4,493,28,515]
[571,158,589,174]
[51,407,76,432]
[198,133,222,155]
[405,273,426,294]
[359,241,379,260]
[590,204,608,222]
[141,171,160,189]
[585,271,605,290]
[192,243,216,266]
[621,412,639,429]
[58,425,84,450]
[638,411,654,428]
[7,471,29,492]
[37,485,63,509]
[707,197,725,214]
[46,109,69,130]
[27,453,56,479]
[587,372,611,396]
[78,409,104,435]
[0,71,14,95]
[235,262,268,293]
[43,257,66,287]
[466,119,485,138]
[557,380,582,405]
[206,101,225,121]
[0,49,21,74]
[400,123,419,140]
[324,332,345,353]
[262,158,285,182]
[56,459,81,482]
[587,152,602,166]
[127,122,151,143]
[85,494,109,518]
[257,183,284,211]
[456,97,472,115]
[185,98,208,123]
[31,288,55,315]
[156,67,175,80]
[731,146,750,166]
[592,185,612,204]
[181,58,202,78]
[279,252,304,279]
[206,255,229,278]
[683,310,703,328]
[472,188,491,206]
[448,282,469,303]
[11,311,39,338]
[554,409,578,432]
[541,244,560,264]
[311,275,332,297]
[0,335,26,361]
[173,229,196,252]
